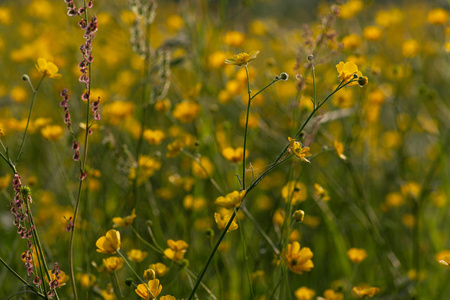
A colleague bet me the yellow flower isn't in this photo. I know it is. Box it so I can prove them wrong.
[288,137,312,163]
[347,248,367,263]
[41,125,64,141]
[436,250,450,268]
[225,51,260,67]
[173,101,200,123]
[0,128,5,137]
[338,0,363,19]
[192,156,214,179]
[402,39,420,58]
[160,296,176,300]
[214,212,239,232]
[47,270,69,286]
[77,273,96,289]
[143,129,165,145]
[427,8,449,25]
[35,58,62,79]
[96,229,121,254]
[438,256,450,268]
[215,190,246,209]
[281,181,307,205]
[363,26,383,41]
[334,139,347,160]
[10,86,28,103]
[103,257,124,272]
[222,147,245,163]
[135,279,162,299]
[163,239,189,262]
[101,284,117,300]
[127,249,148,263]
[342,34,362,50]
[112,209,137,228]
[282,241,314,274]
[352,286,380,298]
[208,51,228,68]
[295,286,315,300]
[223,31,245,47]
[0,173,11,190]
[148,262,169,276]
[154,98,171,112]
[323,289,344,300]
[335,61,363,85]
[314,183,330,201]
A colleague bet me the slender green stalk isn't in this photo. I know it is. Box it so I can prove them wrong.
[116,251,152,300]
[209,235,223,298]
[111,271,124,299]
[130,225,163,254]
[15,75,45,163]
[235,207,254,298]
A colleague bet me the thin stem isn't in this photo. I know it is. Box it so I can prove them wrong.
[130,225,163,254]
[242,66,252,190]
[15,75,45,163]
[235,207,254,298]
[116,251,152,300]
[69,179,83,300]
[111,271,124,299]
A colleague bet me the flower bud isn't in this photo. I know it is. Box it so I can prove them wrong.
[143,269,156,280]
[307,54,314,61]
[358,76,369,87]
[292,210,305,223]
[280,72,289,81]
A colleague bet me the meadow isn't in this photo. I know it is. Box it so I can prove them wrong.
[0,0,449,299]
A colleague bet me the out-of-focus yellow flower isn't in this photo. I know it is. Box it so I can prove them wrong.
[143,129,165,145]
[363,26,383,41]
[222,147,245,163]
[314,183,330,201]
[166,14,184,32]
[0,128,5,137]
[384,192,405,208]
[215,190,246,209]
[435,249,450,266]
[163,239,188,262]
[214,212,239,232]
[282,241,314,274]
[183,195,206,211]
[0,7,12,25]
[35,58,62,79]
[159,296,176,300]
[352,286,380,298]
[127,249,148,263]
[401,182,421,198]
[402,39,420,58]
[281,181,307,205]
[10,86,28,103]
[47,270,69,286]
[323,289,344,300]
[334,139,347,160]
[96,229,121,254]
[239,111,259,128]
[427,8,449,25]
[250,20,268,35]
[273,208,285,226]
[77,273,96,289]
[41,125,64,141]
[192,156,214,179]
[208,51,228,68]
[336,61,363,85]
[173,101,200,123]
[402,213,415,228]
[154,98,171,112]
[347,248,367,263]
[342,34,362,50]
[0,174,11,190]
[288,137,311,163]
[338,0,363,19]
[445,42,450,53]
[112,209,136,228]
[103,257,124,272]
[223,31,245,47]
[295,286,315,300]
[148,262,169,276]
[103,101,135,125]
[101,284,117,300]
[225,51,259,67]
[375,8,403,28]
[135,279,162,299]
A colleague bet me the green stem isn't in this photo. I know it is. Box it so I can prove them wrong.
[111,271,124,299]
[130,225,163,254]
[235,207,254,298]
[116,251,152,300]
[15,75,45,163]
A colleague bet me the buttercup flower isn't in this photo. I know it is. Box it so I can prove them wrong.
[352,286,380,298]
[427,8,449,25]
[214,212,239,232]
[282,241,314,274]
[96,229,121,254]
[215,190,246,209]
[160,296,176,300]
[222,147,245,163]
[295,286,316,300]
[148,262,169,276]
[288,137,312,163]
[336,61,363,85]
[135,279,162,299]
[103,257,124,272]
[112,209,137,228]
[163,239,189,262]
[127,249,148,263]
[334,139,347,160]
[35,58,62,79]
[225,51,260,67]
[323,289,344,300]
[347,248,367,263]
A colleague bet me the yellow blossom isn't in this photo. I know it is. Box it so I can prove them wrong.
[41,125,64,141]
[225,51,260,67]
[103,257,124,272]
[148,263,169,276]
[352,286,380,298]
[435,250,450,267]
[281,181,307,205]
[173,101,200,123]
[295,286,315,300]
[282,241,314,274]
[35,58,62,79]
[427,8,449,25]
[135,279,162,299]
[166,14,184,32]
[314,183,330,201]
[10,86,28,103]
[160,296,176,300]
[214,212,239,232]
[0,174,11,190]
[143,129,165,145]
[208,51,228,68]
[96,229,121,254]
[223,31,245,47]
[334,139,347,160]
[402,39,420,58]
[47,270,69,286]
[347,248,367,263]
[338,0,363,19]
[112,209,137,228]
[127,249,148,263]
[323,289,344,300]
[342,34,362,50]
[154,98,171,112]
[363,26,383,41]
[336,61,363,85]
[288,137,312,163]
[163,239,189,262]
[222,147,245,163]
[77,273,96,289]
[192,156,214,179]
[215,190,246,209]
